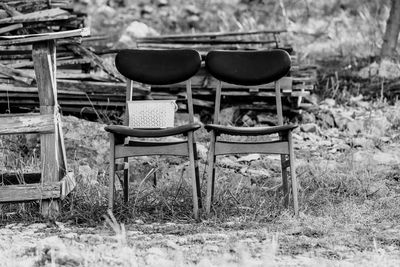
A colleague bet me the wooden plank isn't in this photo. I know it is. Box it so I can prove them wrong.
[215,141,289,156]
[0,28,90,45]
[0,113,55,135]
[32,40,60,217]
[138,39,278,45]
[0,8,71,25]
[0,183,60,203]
[115,143,189,158]
[136,29,287,40]
[0,63,35,84]
[60,171,76,200]
[66,44,122,82]
[0,23,23,34]
[0,3,22,17]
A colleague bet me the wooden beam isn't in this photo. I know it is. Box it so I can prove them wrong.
[0,8,71,25]
[0,113,55,135]
[0,28,90,45]
[215,141,289,156]
[32,40,61,217]
[0,24,23,34]
[0,183,60,203]
[136,29,287,40]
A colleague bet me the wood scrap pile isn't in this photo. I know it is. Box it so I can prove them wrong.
[0,2,316,116]
[0,0,127,115]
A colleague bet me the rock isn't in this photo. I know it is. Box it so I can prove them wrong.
[373,152,400,165]
[358,62,379,79]
[316,110,336,128]
[185,4,200,15]
[379,59,400,79]
[27,223,48,230]
[332,111,353,130]
[78,165,99,186]
[156,0,169,6]
[351,137,372,148]
[62,232,78,239]
[237,154,261,162]
[346,120,364,136]
[218,156,242,169]
[37,236,83,266]
[300,111,316,124]
[257,113,277,125]
[241,114,256,126]
[196,143,208,161]
[321,98,336,107]
[300,123,319,133]
[116,21,158,48]
[219,107,239,126]
[367,182,390,198]
[364,115,391,138]
[353,151,400,165]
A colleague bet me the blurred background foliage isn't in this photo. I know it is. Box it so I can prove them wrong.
[85,0,392,61]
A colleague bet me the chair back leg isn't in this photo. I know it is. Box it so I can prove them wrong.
[206,132,217,215]
[280,154,289,207]
[193,142,202,209]
[108,133,116,211]
[123,157,129,202]
[187,131,199,221]
[288,131,299,216]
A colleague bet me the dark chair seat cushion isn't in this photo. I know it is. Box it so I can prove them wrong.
[105,123,201,138]
[204,124,297,136]
[115,49,201,85]
[205,49,291,86]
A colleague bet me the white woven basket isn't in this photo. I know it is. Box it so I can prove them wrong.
[127,100,178,128]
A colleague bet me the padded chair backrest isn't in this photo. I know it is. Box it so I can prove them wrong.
[115,49,201,85]
[205,49,291,126]
[205,49,291,86]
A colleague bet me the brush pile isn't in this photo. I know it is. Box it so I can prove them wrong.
[0,1,317,118]
[0,0,125,115]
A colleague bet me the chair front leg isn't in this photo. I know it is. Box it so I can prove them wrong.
[123,157,129,202]
[206,131,217,216]
[108,133,116,211]
[280,154,289,207]
[288,130,299,216]
[193,142,202,209]
[187,131,199,221]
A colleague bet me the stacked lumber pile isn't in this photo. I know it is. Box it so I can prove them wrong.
[0,2,316,116]
[0,0,127,115]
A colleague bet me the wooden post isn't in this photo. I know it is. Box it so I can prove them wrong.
[32,40,65,217]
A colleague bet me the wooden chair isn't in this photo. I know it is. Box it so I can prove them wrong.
[204,49,299,216]
[105,49,202,220]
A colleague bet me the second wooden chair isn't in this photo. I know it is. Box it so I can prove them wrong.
[204,49,299,216]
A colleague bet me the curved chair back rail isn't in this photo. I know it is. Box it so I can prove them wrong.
[115,49,202,85]
[205,49,291,86]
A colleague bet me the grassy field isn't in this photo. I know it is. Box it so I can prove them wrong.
[1,101,400,266]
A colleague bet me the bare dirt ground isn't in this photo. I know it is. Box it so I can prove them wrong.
[1,217,400,266]
[2,101,400,266]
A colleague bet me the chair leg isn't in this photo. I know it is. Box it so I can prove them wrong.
[153,172,157,188]
[108,133,116,211]
[280,154,289,207]
[123,157,129,202]
[187,132,199,221]
[193,142,202,209]
[288,131,299,216]
[206,132,217,215]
